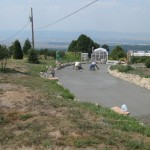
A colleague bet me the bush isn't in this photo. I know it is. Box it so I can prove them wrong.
[130,56,150,64]
[110,65,133,73]
[118,65,133,72]
[0,45,9,71]
[27,49,39,64]
[64,52,80,62]
[145,58,150,68]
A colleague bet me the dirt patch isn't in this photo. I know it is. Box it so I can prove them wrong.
[0,83,42,111]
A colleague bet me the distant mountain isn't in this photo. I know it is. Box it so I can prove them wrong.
[109,45,150,52]
[0,30,150,49]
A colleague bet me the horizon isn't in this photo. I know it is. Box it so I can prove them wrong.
[1,30,150,46]
[0,0,150,45]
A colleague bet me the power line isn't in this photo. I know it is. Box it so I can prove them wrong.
[38,0,98,30]
[0,21,30,44]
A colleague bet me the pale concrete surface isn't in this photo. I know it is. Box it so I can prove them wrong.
[56,64,150,119]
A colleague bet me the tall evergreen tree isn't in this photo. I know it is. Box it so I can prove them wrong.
[13,40,23,59]
[23,39,32,55]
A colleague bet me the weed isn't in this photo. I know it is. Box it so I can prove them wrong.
[42,139,53,148]
[27,120,46,132]
[0,129,15,144]
[61,88,74,100]
[0,88,4,94]
[125,139,144,149]
[0,115,8,125]
[106,139,116,146]
[20,114,33,121]
[74,138,98,148]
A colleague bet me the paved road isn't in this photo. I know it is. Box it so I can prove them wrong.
[56,64,150,118]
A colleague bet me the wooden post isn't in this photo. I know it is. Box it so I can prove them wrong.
[30,7,34,48]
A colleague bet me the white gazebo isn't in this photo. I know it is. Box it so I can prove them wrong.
[91,48,108,64]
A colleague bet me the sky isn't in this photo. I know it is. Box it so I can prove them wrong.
[0,0,150,43]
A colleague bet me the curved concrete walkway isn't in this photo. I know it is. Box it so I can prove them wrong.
[56,64,150,119]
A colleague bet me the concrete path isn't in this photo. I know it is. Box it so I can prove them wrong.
[56,64,150,118]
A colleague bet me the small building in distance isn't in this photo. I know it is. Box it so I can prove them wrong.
[129,50,150,56]
[127,50,150,64]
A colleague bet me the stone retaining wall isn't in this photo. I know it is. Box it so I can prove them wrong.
[108,68,150,90]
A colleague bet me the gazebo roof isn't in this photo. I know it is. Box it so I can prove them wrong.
[93,48,108,54]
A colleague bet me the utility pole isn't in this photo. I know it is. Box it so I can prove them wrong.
[29,7,34,48]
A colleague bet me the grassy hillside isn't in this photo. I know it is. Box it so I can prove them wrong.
[0,58,150,150]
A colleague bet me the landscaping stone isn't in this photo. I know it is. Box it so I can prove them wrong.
[108,68,150,90]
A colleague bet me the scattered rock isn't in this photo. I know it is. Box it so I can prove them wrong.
[40,66,58,80]
[108,68,150,90]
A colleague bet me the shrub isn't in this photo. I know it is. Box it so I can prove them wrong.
[145,58,150,68]
[110,65,133,73]
[0,45,9,71]
[130,56,150,64]
[27,49,39,64]
[64,52,80,62]
[118,65,133,72]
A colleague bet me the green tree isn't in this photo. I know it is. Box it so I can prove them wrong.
[49,50,57,59]
[68,40,77,52]
[102,44,110,53]
[0,45,9,71]
[13,40,23,59]
[67,34,100,57]
[8,45,14,57]
[145,58,150,68]
[110,45,126,60]
[23,39,32,55]
[27,48,39,64]
[42,49,49,59]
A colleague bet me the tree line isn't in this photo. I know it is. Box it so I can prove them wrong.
[1,34,150,71]
[0,35,127,71]
[0,39,66,71]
